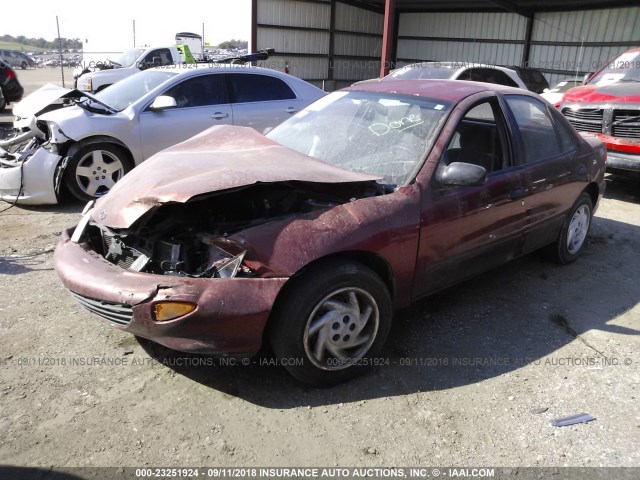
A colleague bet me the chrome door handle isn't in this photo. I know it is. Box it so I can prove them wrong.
[211,112,229,120]
[285,107,297,114]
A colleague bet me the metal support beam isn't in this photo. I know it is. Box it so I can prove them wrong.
[380,0,395,77]
[521,13,534,68]
[328,0,336,81]
[250,0,258,53]
[486,0,532,17]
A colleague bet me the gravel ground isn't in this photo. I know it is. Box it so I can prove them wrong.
[0,68,639,476]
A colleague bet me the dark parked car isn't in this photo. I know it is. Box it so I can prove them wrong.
[0,49,33,69]
[0,60,24,111]
[54,80,606,386]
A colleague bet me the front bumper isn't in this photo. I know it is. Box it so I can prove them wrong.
[0,147,61,204]
[606,149,640,172]
[54,229,288,355]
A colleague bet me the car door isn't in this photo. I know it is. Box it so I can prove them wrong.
[502,94,588,252]
[227,73,303,132]
[137,73,233,160]
[413,96,530,298]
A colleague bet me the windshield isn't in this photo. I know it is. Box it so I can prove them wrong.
[588,50,640,85]
[267,91,451,186]
[95,70,177,111]
[112,48,145,67]
[385,63,457,80]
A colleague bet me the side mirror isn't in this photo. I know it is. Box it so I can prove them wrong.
[582,73,593,84]
[437,162,487,187]
[149,95,177,111]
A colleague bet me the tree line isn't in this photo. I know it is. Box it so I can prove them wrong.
[216,39,248,50]
[1,34,82,50]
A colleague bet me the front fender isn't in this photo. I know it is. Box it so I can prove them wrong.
[232,185,421,308]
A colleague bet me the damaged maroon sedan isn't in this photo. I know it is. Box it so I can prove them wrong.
[54,80,606,386]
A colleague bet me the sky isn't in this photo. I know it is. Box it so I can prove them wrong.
[6,0,251,51]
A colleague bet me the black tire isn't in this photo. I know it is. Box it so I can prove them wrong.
[63,142,132,202]
[551,193,593,265]
[269,261,392,386]
[21,61,27,70]
[0,95,5,113]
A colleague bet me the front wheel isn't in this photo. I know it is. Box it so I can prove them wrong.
[270,261,392,386]
[63,143,132,202]
[551,193,593,264]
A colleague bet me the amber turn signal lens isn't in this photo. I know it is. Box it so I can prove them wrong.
[153,302,196,322]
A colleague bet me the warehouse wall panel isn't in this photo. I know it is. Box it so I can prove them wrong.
[256,0,383,87]
[257,0,330,29]
[397,11,526,68]
[333,33,382,58]
[399,12,526,41]
[529,6,640,84]
[335,2,383,34]
[257,28,330,55]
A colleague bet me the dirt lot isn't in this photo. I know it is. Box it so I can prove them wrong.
[0,68,639,475]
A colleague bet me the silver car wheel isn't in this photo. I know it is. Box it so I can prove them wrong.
[303,287,379,371]
[566,205,590,255]
[74,149,125,197]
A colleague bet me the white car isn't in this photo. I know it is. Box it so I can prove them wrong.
[540,79,582,105]
[0,65,325,204]
[377,62,528,89]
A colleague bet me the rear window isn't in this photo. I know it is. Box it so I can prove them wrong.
[513,68,549,93]
[227,73,296,103]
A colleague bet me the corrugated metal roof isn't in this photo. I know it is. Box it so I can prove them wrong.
[346,0,637,14]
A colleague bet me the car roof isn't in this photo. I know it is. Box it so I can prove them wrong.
[397,62,517,73]
[148,64,290,77]
[346,78,530,103]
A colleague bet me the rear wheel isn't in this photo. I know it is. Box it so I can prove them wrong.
[552,193,593,264]
[63,142,132,202]
[21,61,27,70]
[270,261,392,386]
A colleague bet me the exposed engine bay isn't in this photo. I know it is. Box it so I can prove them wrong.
[81,182,384,279]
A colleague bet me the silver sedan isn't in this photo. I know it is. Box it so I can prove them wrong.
[0,64,325,204]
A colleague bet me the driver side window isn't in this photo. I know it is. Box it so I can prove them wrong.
[143,49,173,67]
[443,99,509,174]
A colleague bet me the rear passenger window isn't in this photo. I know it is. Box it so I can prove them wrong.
[505,95,564,163]
[227,74,296,103]
[469,68,519,88]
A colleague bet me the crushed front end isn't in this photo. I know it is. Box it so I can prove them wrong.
[0,124,65,205]
[54,180,380,355]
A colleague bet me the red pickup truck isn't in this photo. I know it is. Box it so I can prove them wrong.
[559,48,640,173]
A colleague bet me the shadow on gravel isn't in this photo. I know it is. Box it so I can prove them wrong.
[0,254,52,274]
[0,466,86,480]
[4,201,85,213]
[604,172,640,204]
[139,216,640,408]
